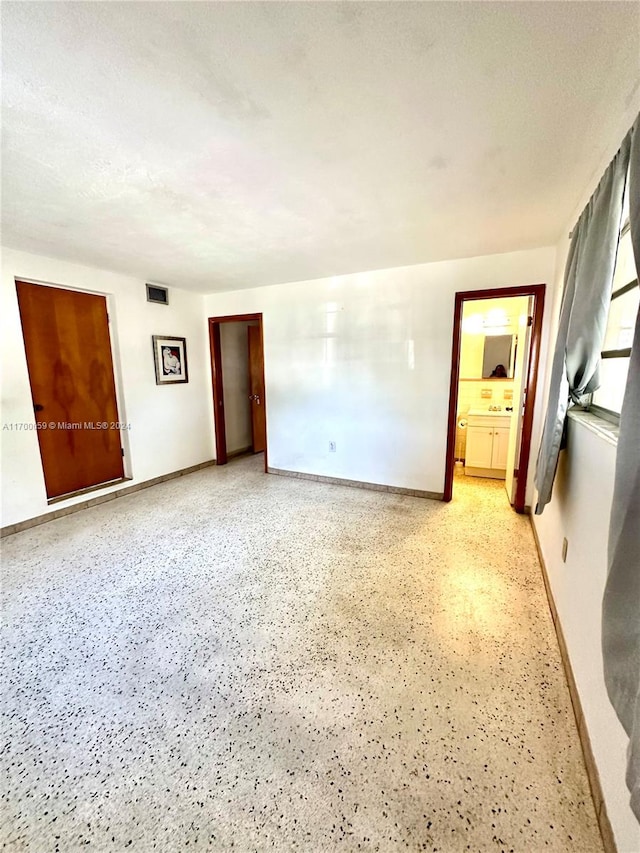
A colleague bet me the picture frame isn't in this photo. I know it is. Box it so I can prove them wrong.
[152,335,188,385]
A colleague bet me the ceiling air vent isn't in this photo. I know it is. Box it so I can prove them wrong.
[146,283,169,305]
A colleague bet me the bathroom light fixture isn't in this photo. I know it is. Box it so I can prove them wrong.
[462,308,514,335]
[483,309,510,335]
[462,315,484,334]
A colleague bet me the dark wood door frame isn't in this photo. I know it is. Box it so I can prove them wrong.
[444,283,546,512]
[208,313,267,470]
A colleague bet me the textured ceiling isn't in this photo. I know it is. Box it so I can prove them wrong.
[2,2,639,293]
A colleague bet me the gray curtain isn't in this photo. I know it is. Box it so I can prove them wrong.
[535,132,632,513]
[603,117,640,823]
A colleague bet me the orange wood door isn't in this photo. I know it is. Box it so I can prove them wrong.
[16,281,124,498]
[247,325,266,453]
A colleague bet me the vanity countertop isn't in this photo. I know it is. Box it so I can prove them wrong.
[467,409,511,417]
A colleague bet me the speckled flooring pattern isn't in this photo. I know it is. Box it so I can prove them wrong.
[2,457,602,852]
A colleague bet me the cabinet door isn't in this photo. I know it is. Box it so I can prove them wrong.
[491,426,510,470]
[466,426,494,468]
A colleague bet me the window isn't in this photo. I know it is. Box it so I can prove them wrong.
[590,194,639,419]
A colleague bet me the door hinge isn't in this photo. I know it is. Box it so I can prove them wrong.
[527,315,533,326]
[121,448,124,457]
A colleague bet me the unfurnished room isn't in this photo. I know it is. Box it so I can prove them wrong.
[1,2,639,851]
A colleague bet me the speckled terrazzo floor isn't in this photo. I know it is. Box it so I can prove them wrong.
[1,456,602,852]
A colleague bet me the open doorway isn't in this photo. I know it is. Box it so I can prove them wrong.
[444,284,545,512]
[208,313,267,469]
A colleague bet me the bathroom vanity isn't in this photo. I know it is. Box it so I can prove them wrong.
[464,410,511,479]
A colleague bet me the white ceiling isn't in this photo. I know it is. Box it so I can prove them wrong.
[2,2,639,294]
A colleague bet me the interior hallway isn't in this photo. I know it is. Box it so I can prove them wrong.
[1,456,602,851]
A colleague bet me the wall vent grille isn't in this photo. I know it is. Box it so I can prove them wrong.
[146,284,169,305]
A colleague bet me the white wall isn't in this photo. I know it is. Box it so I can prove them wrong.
[534,418,639,851]
[220,322,252,454]
[1,248,215,527]
[204,247,556,501]
[533,235,640,851]
[531,101,640,850]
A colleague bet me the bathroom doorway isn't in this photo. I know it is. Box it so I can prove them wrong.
[444,284,545,512]
[208,313,267,469]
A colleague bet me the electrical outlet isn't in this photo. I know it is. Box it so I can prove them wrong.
[562,537,568,562]
[329,441,336,452]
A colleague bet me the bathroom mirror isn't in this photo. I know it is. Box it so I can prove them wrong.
[482,334,514,378]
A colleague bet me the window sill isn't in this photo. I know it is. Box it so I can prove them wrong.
[567,408,619,447]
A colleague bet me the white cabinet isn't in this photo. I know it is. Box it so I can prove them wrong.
[491,424,510,470]
[465,426,494,468]
[465,415,510,479]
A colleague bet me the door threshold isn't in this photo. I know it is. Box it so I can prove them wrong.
[47,477,132,505]
[227,446,253,460]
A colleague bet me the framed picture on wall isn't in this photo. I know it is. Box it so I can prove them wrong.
[152,335,189,385]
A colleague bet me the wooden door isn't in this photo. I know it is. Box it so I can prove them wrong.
[505,302,533,502]
[247,325,266,453]
[16,281,124,498]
